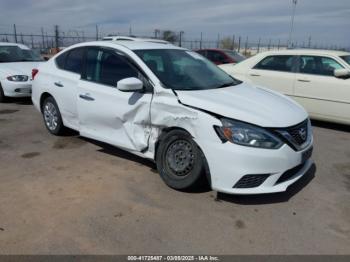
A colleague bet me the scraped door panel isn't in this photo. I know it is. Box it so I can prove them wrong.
[77,80,152,151]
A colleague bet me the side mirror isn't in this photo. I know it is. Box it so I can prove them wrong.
[117,77,143,92]
[334,68,350,79]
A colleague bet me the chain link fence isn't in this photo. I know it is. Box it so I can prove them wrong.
[0,25,348,56]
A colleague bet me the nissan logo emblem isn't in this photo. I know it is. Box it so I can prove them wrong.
[299,128,307,141]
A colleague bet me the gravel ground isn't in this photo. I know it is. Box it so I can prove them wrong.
[0,98,349,255]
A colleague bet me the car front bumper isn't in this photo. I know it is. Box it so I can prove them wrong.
[200,138,314,194]
[1,79,32,97]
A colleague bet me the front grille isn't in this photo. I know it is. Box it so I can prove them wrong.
[233,174,270,189]
[275,119,309,151]
[286,120,308,146]
[275,164,304,185]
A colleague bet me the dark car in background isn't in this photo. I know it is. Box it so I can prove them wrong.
[196,48,246,65]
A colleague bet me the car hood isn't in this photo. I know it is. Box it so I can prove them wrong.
[176,82,308,128]
[0,62,43,77]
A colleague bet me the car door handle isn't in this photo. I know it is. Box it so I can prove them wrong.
[250,74,261,77]
[297,79,311,83]
[79,94,95,101]
[54,81,64,87]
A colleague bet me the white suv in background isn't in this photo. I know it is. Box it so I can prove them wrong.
[220,49,350,125]
[32,41,313,195]
[0,43,43,102]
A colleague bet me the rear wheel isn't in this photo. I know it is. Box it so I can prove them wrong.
[42,96,65,135]
[156,129,207,190]
[0,84,6,103]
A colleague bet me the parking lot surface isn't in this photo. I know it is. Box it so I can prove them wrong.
[0,98,349,255]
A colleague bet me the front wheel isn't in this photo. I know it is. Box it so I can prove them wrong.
[42,96,65,135]
[156,129,207,190]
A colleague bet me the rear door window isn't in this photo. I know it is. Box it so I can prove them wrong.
[55,51,68,69]
[64,48,85,74]
[254,55,295,72]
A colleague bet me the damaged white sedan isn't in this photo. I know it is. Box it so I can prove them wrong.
[32,41,313,194]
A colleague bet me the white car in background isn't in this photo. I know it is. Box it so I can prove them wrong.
[220,49,350,125]
[0,43,43,102]
[102,35,170,44]
[32,41,313,195]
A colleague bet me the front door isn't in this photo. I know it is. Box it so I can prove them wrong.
[294,55,350,123]
[77,47,153,151]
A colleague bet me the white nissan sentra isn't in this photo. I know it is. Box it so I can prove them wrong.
[0,43,43,102]
[32,41,313,195]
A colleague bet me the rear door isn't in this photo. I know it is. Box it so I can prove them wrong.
[247,55,296,96]
[294,55,350,122]
[51,47,85,130]
[77,47,153,151]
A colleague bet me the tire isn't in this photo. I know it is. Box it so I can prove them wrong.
[0,84,6,103]
[156,129,207,190]
[42,96,65,135]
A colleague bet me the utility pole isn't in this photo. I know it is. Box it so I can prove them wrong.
[200,32,203,49]
[244,36,248,56]
[257,37,261,53]
[232,35,235,50]
[308,35,312,48]
[46,32,49,49]
[217,33,220,48]
[96,24,99,40]
[129,25,132,36]
[288,0,298,48]
[31,34,34,48]
[238,36,241,53]
[41,27,45,49]
[54,25,59,52]
[13,24,18,43]
[179,31,184,47]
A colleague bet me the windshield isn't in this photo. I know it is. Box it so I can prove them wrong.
[340,55,350,66]
[135,49,241,90]
[0,46,43,62]
[223,50,246,63]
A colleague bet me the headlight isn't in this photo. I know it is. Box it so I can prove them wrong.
[215,118,283,149]
[7,75,29,82]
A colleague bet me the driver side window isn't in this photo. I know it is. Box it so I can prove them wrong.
[83,48,138,87]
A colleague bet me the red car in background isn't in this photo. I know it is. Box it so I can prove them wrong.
[196,49,246,65]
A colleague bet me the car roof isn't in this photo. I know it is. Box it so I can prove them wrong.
[72,41,185,51]
[258,49,350,57]
[0,42,30,49]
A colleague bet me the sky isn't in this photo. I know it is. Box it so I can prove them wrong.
[0,0,349,48]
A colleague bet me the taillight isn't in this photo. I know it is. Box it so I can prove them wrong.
[32,69,39,80]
